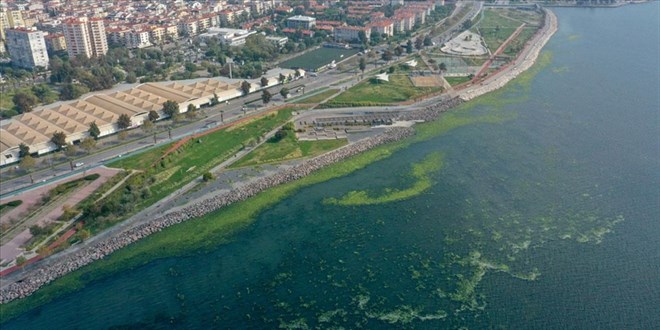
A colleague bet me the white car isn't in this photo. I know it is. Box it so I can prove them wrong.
[74,162,84,167]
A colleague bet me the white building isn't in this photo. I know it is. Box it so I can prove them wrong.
[334,26,371,43]
[286,15,316,29]
[5,28,49,69]
[125,30,151,49]
[198,27,256,47]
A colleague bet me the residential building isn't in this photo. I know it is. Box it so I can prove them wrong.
[44,33,67,52]
[125,30,151,48]
[0,9,26,40]
[63,17,108,58]
[266,35,288,48]
[334,26,371,43]
[369,19,394,37]
[286,15,316,29]
[5,28,49,69]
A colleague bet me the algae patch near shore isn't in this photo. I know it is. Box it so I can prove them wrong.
[325,152,444,206]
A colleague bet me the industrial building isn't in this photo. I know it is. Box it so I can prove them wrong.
[0,69,304,166]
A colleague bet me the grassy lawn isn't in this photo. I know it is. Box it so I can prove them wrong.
[475,9,522,52]
[231,133,348,168]
[445,76,472,86]
[503,27,538,57]
[109,107,293,206]
[292,89,340,104]
[328,74,441,106]
[279,48,359,71]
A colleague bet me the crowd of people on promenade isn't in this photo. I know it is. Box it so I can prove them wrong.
[0,123,421,304]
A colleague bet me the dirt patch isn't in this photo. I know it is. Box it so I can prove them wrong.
[410,76,444,87]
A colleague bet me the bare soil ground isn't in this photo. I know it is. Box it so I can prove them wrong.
[410,76,444,87]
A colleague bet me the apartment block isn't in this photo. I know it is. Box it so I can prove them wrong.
[63,17,108,58]
[6,28,49,69]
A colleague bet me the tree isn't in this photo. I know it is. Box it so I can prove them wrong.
[148,110,160,122]
[118,130,128,140]
[31,84,56,103]
[295,69,302,78]
[117,114,132,130]
[210,93,220,105]
[19,155,35,172]
[423,34,433,46]
[260,76,269,87]
[88,121,101,140]
[415,37,424,50]
[394,46,403,57]
[280,87,289,99]
[359,57,367,74]
[13,91,38,113]
[388,66,396,74]
[278,73,286,84]
[381,50,393,62]
[162,100,179,118]
[51,131,67,150]
[202,172,214,182]
[186,104,197,119]
[406,40,414,54]
[64,144,78,157]
[18,143,30,158]
[80,137,96,153]
[439,62,447,72]
[59,83,89,101]
[126,72,137,83]
[141,119,154,133]
[241,81,252,95]
[262,90,272,104]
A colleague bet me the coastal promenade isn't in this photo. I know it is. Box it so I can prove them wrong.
[458,8,558,101]
[0,8,558,304]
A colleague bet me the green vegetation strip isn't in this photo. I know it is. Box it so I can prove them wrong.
[231,133,348,168]
[292,89,340,104]
[327,75,441,106]
[445,76,471,86]
[325,152,444,206]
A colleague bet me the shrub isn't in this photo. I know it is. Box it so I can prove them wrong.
[202,172,214,182]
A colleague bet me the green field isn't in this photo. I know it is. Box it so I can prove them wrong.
[503,27,538,56]
[231,134,348,168]
[445,76,472,86]
[75,107,300,233]
[292,89,340,104]
[279,47,360,71]
[475,9,523,52]
[327,74,441,106]
[109,109,296,203]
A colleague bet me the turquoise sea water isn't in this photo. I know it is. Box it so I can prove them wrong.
[4,3,660,329]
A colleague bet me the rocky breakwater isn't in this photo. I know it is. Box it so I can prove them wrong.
[0,126,416,304]
[399,97,464,122]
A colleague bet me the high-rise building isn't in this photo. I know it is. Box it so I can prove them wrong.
[87,18,108,57]
[5,28,49,69]
[0,9,26,49]
[63,17,108,58]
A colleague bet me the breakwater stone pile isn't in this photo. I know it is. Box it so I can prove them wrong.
[0,123,425,304]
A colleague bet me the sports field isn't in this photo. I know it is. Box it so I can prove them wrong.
[279,47,360,71]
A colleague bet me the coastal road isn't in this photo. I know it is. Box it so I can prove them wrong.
[0,2,483,197]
